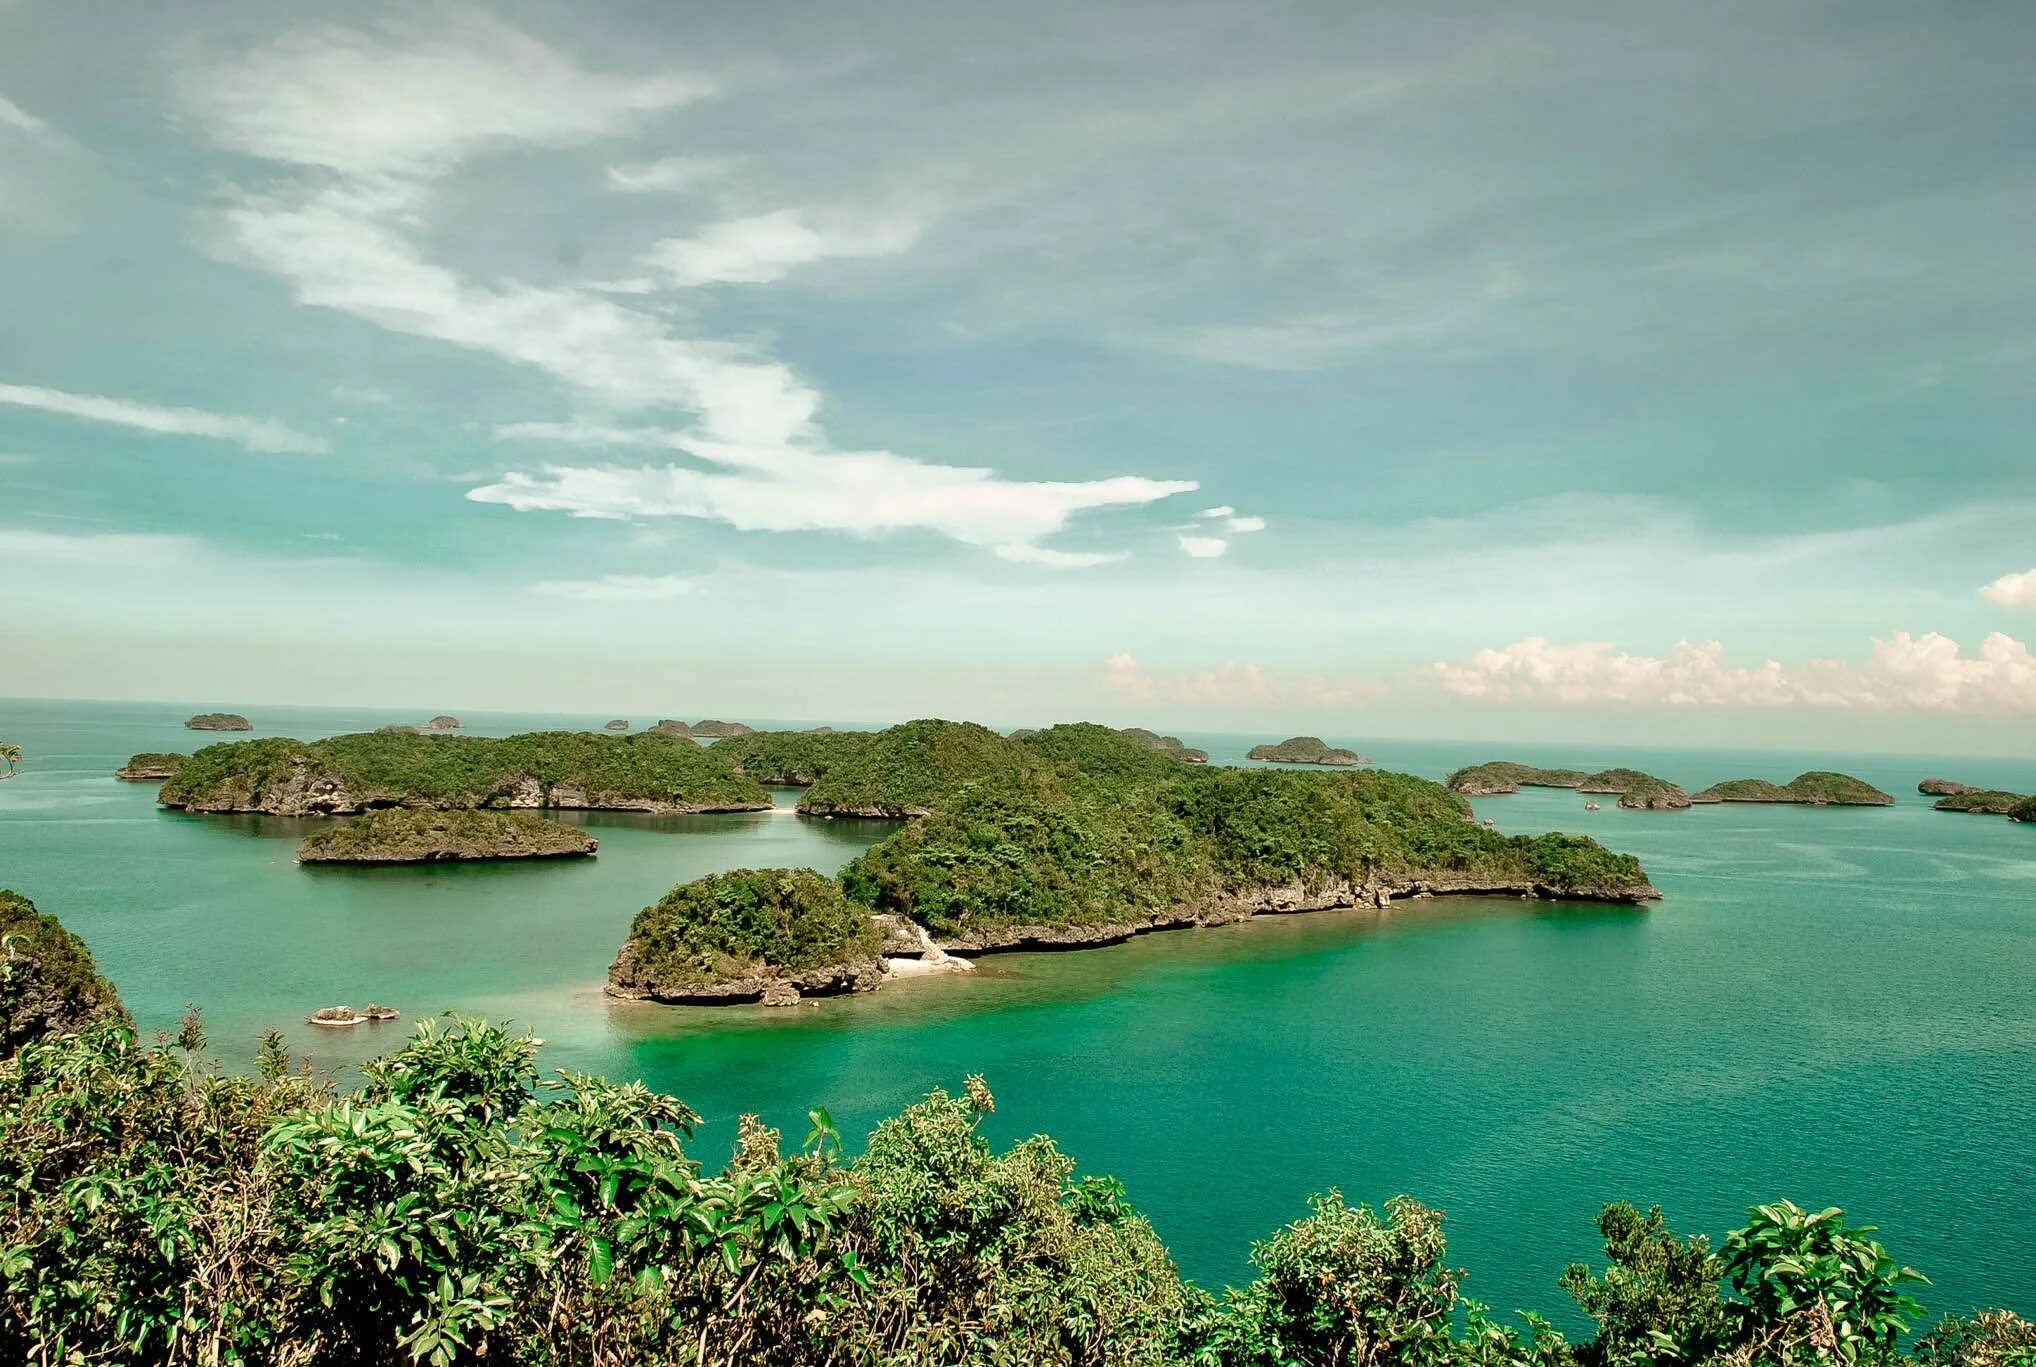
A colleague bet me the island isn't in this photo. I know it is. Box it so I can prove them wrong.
[307,1003,401,1026]
[1932,789,2027,815]
[0,889,130,1054]
[1117,727,1210,763]
[115,752,187,781]
[608,868,884,1005]
[709,728,874,786]
[652,718,755,738]
[604,719,629,731]
[157,729,771,815]
[1920,778,1981,796]
[1248,736,1367,766]
[1446,761,1688,809]
[185,712,252,731]
[296,808,599,863]
[426,715,462,730]
[1691,772,1894,806]
[615,721,1657,1004]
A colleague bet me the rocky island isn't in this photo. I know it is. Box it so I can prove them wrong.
[1691,772,1894,806]
[115,752,187,781]
[615,721,1657,1004]
[1931,788,2030,816]
[653,718,755,738]
[1118,727,1210,763]
[185,712,252,731]
[296,808,599,863]
[157,729,770,815]
[604,719,629,731]
[608,868,884,1005]
[1446,761,1689,809]
[425,715,461,730]
[1920,778,1981,796]
[1248,736,1367,766]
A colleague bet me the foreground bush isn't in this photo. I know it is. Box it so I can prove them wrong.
[0,1015,2022,1366]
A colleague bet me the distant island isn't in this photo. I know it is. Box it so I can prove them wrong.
[1920,778,1980,796]
[1691,772,1893,806]
[425,715,461,730]
[653,718,755,738]
[297,808,598,863]
[604,718,629,731]
[185,712,251,731]
[156,730,769,815]
[612,721,1657,1003]
[1247,736,1365,766]
[1448,761,1891,810]
[115,752,187,781]
[1117,727,1210,763]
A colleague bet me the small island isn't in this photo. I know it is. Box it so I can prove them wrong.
[604,719,629,731]
[1248,736,1367,766]
[1446,761,1687,809]
[608,868,884,1005]
[296,808,599,863]
[185,712,252,731]
[1932,789,2027,815]
[653,718,755,738]
[115,752,187,781]
[1691,772,1894,806]
[1118,727,1211,764]
[307,1003,401,1027]
[1920,778,1981,796]
[426,715,462,730]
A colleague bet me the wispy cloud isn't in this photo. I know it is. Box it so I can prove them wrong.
[1980,569,2036,610]
[1177,534,1228,558]
[646,207,922,286]
[0,382,329,454]
[994,543,1129,569]
[1432,632,2036,714]
[1103,652,1378,708]
[531,573,694,601]
[0,93,46,135]
[605,155,729,193]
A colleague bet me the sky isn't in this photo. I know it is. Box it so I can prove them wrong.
[2,0,2034,753]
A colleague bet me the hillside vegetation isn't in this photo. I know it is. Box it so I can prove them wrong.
[0,998,2024,1365]
[708,728,875,785]
[158,730,770,815]
[0,891,130,1056]
[295,809,598,863]
[609,868,883,1003]
[797,719,1051,816]
[1694,772,1894,806]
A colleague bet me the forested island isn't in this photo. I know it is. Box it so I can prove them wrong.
[114,752,186,781]
[295,808,599,863]
[184,712,252,731]
[1925,782,2036,821]
[156,730,770,815]
[1448,762,1892,810]
[1,893,2027,1364]
[1247,735,1367,765]
[612,721,1656,1004]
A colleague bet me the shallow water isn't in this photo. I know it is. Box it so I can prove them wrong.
[2,699,2032,1321]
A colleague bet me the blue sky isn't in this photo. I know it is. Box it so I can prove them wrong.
[2,1,2034,751]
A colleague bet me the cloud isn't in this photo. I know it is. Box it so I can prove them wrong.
[605,155,728,192]
[1226,515,1267,533]
[646,207,922,286]
[191,15,1195,562]
[0,94,45,135]
[183,11,707,177]
[531,572,694,601]
[994,543,1129,568]
[1432,632,2036,713]
[0,382,330,453]
[1980,569,2036,610]
[1178,534,1228,558]
[1104,652,1381,709]
[1197,505,1234,519]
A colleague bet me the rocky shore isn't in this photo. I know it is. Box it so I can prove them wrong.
[115,752,187,781]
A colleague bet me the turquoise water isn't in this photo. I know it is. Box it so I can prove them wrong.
[2,699,2033,1322]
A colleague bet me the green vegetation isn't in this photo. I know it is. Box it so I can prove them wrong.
[1446,761,1594,795]
[843,763,1654,947]
[1694,772,1894,806]
[2011,796,2036,824]
[0,891,129,1056]
[1933,790,2026,815]
[1919,779,1979,797]
[158,730,770,814]
[1115,726,1210,763]
[115,751,188,780]
[1578,769,1693,810]
[709,728,875,785]
[610,868,884,1002]
[797,719,1050,815]
[0,741,18,779]
[1247,735,1367,765]
[0,1001,2021,1365]
[296,809,598,863]
[185,711,252,730]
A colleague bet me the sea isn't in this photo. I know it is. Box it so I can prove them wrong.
[1,698,2031,1324]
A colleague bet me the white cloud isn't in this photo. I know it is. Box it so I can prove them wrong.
[0,382,330,453]
[994,543,1128,568]
[1432,632,2036,713]
[184,12,707,177]
[1980,569,2036,610]
[0,93,46,135]
[531,572,694,601]
[1197,505,1234,519]
[1178,534,1229,558]
[646,207,922,286]
[1103,652,1380,709]
[606,155,729,193]
[1226,515,1267,533]
[191,15,1193,563]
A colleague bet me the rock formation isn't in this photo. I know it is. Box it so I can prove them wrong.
[426,715,461,730]
[185,713,252,731]
[1920,778,1981,796]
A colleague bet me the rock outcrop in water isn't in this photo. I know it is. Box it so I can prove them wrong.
[186,713,252,731]
[307,1003,401,1027]
[115,752,187,781]
[1447,761,1688,809]
[608,868,884,1005]
[1932,789,2028,816]
[604,719,629,732]
[1691,772,1893,806]
[296,808,599,863]
[426,715,461,730]
[1248,736,1366,766]
[1920,778,1980,796]
[158,730,769,815]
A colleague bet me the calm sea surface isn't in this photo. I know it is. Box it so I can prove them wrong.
[2,698,2033,1322]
